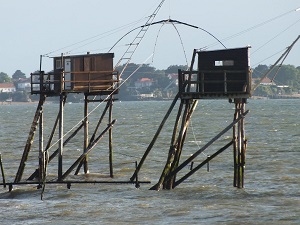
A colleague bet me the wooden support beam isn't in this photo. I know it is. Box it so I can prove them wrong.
[150,100,185,190]
[58,94,66,181]
[0,153,6,188]
[151,99,198,190]
[60,120,116,181]
[74,96,113,175]
[149,109,249,190]
[83,94,89,174]
[38,104,44,185]
[173,141,233,188]
[233,99,247,188]
[130,93,180,182]
[109,96,114,178]
[27,122,84,181]
[14,95,46,183]
[165,99,198,189]
[89,98,111,144]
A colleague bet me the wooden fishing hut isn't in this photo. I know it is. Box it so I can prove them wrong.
[131,47,252,190]
[12,53,124,190]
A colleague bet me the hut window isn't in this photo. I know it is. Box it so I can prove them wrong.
[215,60,234,67]
[56,60,62,69]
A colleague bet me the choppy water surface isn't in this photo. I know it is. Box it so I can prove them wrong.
[0,99,299,224]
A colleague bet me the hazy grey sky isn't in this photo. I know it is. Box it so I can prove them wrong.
[1,0,299,76]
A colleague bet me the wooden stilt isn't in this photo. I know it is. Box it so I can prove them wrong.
[74,97,115,176]
[150,109,249,190]
[130,93,180,182]
[165,99,198,189]
[28,122,84,180]
[109,96,114,178]
[150,100,185,190]
[174,141,233,188]
[151,99,198,190]
[89,98,111,144]
[233,98,246,188]
[14,95,46,183]
[0,153,6,188]
[60,120,116,181]
[38,103,44,187]
[83,94,89,174]
[233,103,238,187]
[58,94,65,181]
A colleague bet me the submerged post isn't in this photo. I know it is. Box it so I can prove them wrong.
[83,94,89,174]
[38,104,44,188]
[58,94,65,181]
[0,153,6,188]
[109,96,114,178]
[233,98,247,188]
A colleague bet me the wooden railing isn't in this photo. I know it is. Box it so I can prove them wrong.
[31,70,119,95]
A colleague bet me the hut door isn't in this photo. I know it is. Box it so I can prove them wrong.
[64,59,72,90]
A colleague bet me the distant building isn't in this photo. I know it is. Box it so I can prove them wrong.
[168,73,178,84]
[135,78,154,88]
[16,78,31,91]
[260,77,276,86]
[0,83,16,93]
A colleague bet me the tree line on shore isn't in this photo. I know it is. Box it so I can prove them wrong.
[1,63,300,102]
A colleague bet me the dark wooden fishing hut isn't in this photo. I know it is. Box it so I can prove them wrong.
[131,47,252,190]
[13,53,121,190]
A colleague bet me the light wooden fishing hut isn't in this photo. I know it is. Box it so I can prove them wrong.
[13,53,121,189]
[131,47,252,190]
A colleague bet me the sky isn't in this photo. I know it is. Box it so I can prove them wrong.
[0,0,299,76]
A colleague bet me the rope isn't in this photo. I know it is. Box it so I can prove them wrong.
[252,17,300,56]
[206,7,299,49]
[43,17,148,57]
[150,21,189,66]
[170,21,189,67]
[151,23,166,64]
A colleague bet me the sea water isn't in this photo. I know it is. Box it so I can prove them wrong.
[0,99,299,224]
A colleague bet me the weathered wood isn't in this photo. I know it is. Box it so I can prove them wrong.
[173,141,233,188]
[233,105,238,187]
[109,96,114,178]
[74,97,113,175]
[89,98,111,144]
[3,180,150,191]
[164,110,249,184]
[0,153,6,188]
[186,49,197,93]
[151,99,198,190]
[38,104,44,184]
[83,95,89,174]
[60,120,116,181]
[44,97,67,157]
[232,99,247,188]
[165,100,198,189]
[130,93,180,182]
[14,95,46,183]
[151,100,185,190]
[58,94,66,181]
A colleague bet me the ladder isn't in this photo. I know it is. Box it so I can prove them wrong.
[114,0,166,76]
